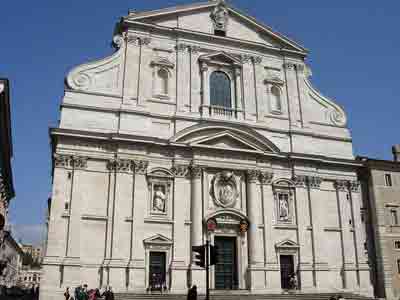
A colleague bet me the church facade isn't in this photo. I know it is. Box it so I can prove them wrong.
[41,1,374,299]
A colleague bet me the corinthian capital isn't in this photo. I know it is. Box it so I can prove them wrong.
[171,165,191,178]
[54,154,72,168]
[350,181,360,193]
[246,170,260,183]
[72,156,88,169]
[259,171,273,185]
[308,176,322,189]
[334,180,348,192]
[190,165,203,179]
[133,160,149,174]
[107,159,133,172]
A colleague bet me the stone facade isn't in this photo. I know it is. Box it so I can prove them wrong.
[358,151,400,300]
[41,1,373,299]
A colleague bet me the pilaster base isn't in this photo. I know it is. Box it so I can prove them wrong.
[190,265,206,293]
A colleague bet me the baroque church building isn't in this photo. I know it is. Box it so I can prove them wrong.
[42,1,374,299]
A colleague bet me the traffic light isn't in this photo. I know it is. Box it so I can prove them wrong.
[210,245,219,266]
[192,245,205,268]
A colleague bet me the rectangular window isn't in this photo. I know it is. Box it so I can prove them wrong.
[397,259,400,274]
[385,174,393,187]
[391,209,399,225]
[395,241,400,249]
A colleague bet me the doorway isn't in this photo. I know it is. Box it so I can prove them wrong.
[149,252,166,291]
[280,255,294,290]
[214,236,238,290]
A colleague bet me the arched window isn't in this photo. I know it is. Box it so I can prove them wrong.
[270,86,282,113]
[157,69,169,95]
[210,71,231,108]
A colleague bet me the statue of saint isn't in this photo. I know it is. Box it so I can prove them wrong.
[279,194,289,220]
[153,185,166,213]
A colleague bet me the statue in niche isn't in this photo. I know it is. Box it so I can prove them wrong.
[211,2,229,31]
[153,184,166,213]
[278,193,289,221]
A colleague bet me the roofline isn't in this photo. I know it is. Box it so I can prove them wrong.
[356,155,400,170]
[123,1,308,54]
[123,20,308,57]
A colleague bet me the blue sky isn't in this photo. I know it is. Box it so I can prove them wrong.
[1,0,399,245]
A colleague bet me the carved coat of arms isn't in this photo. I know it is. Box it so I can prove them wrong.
[211,171,239,208]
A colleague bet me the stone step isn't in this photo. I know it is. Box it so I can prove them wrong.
[115,292,373,300]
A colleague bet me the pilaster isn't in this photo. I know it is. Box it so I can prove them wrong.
[246,169,265,290]
[170,164,191,292]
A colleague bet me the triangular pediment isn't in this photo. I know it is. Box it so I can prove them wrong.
[275,239,299,249]
[171,123,281,154]
[143,234,172,245]
[190,131,265,153]
[123,1,307,53]
[199,51,242,66]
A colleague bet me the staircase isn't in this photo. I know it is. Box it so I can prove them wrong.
[115,292,374,300]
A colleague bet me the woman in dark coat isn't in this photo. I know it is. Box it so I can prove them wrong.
[187,285,197,300]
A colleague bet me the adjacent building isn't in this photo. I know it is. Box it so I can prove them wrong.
[0,78,14,234]
[358,146,400,300]
[0,78,22,288]
[19,266,42,288]
[21,244,43,264]
[42,1,374,299]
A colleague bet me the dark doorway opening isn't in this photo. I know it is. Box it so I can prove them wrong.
[214,236,238,290]
[149,252,166,291]
[280,255,294,290]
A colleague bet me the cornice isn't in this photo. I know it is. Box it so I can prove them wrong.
[50,127,359,168]
[59,102,352,143]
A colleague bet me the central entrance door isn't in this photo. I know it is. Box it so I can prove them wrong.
[149,252,166,291]
[214,237,238,290]
[280,255,294,290]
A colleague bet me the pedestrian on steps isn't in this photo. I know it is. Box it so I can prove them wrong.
[187,285,197,300]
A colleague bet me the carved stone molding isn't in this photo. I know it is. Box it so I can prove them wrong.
[283,62,296,70]
[296,64,305,72]
[112,35,124,49]
[252,56,263,65]
[334,180,348,192]
[107,159,133,172]
[72,157,88,169]
[293,175,307,188]
[54,154,87,169]
[190,166,203,179]
[171,165,191,178]
[308,176,322,189]
[54,154,72,168]
[133,160,149,175]
[190,45,202,54]
[259,171,274,185]
[210,1,229,32]
[211,171,238,208]
[175,43,188,52]
[350,181,360,193]
[246,170,260,183]
[127,35,151,47]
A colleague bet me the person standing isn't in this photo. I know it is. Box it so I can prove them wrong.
[187,285,197,300]
[102,286,114,300]
[64,287,71,300]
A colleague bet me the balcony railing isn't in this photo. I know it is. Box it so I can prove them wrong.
[200,105,242,119]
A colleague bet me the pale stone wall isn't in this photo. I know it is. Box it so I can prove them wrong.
[41,1,373,299]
